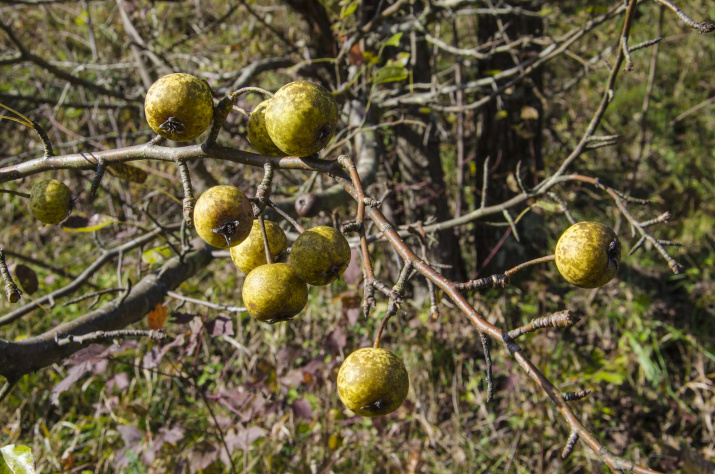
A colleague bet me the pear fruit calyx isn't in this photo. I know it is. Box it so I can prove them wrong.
[193,185,253,248]
[145,73,214,142]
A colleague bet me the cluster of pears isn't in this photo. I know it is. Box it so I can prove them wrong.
[144,72,338,158]
[554,221,621,288]
[192,185,351,324]
[192,185,409,418]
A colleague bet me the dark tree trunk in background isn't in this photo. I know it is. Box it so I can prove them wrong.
[393,36,467,281]
[472,4,545,277]
[285,0,336,59]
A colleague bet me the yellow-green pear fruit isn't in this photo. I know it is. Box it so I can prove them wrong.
[230,220,288,274]
[29,179,72,225]
[555,221,621,288]
[337,347,409,417]
[287,226,350,286]
[242,263,308,323]
[265,81,338,157]
[144,73,214,141]
[193,185,253,248]
[247,100,286,156]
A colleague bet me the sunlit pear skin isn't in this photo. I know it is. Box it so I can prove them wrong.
[287,226,351,286]
[242,263,308,323]
[193,185,253,249]
[247,100,286,156]
[555,221,621,288]
[230,219,288,274]
[144,73,214,141]
[29,179,72,225]
[265,81,338,157]
[337,347,409,417]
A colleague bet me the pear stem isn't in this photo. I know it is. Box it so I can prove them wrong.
[258,215,273,265]
[505,254,556,277]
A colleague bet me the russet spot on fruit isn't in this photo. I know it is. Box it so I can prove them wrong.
[265,81,338,157]
[287,226,351,286]
[242,263,308,323]
[193,185,253,248]
[230,219,288,274]
[555,221,621,288]
[337,347,409,417]
[247,100,286,156]
[29,179,72,225]
[144,73,214,142]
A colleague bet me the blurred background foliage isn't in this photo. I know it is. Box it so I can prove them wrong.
[0,0,713,472]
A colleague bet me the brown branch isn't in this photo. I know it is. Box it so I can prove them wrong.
[655,0,715,33]
[54,329,166,346]
[536,0,638,188]
[0,240,212,380]
[507,310,580,340]
[338,155,378,318]
[0,21,138,102]
[166,291,245,313]
[0,226,175,326]
[0,249,21,303]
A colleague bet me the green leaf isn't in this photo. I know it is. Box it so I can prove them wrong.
[383,33,403,48]
[142,245,173,264]
[61,214,115,233]
[0,445,36,474]
[373,65,408,84]
[341,0,359,18]
[591,370,626,385]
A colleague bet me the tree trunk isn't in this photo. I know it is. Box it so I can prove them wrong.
[472,5,545,277]
[393,35,467,281]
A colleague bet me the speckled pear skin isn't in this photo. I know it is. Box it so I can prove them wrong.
[247,100,286,156]
[29,179,72,225]
[230,219,288,274]
[144,73,214,142]
[555,221,621,288]
[265,81,338,157]
[337,347,409,417]
[242,263,308,323]
[193,185,253,249]
[288,226,351,286]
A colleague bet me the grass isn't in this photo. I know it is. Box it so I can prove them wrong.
[1,1,714,472]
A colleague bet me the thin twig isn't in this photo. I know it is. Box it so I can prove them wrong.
[176,160,195,227]
[0,377,18,405]
[265,199,305,233]
[54,329,166,346]
[655,0,715,33]
[507,310,580,340]
[167,291,245,313]
[0,249,22,303]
